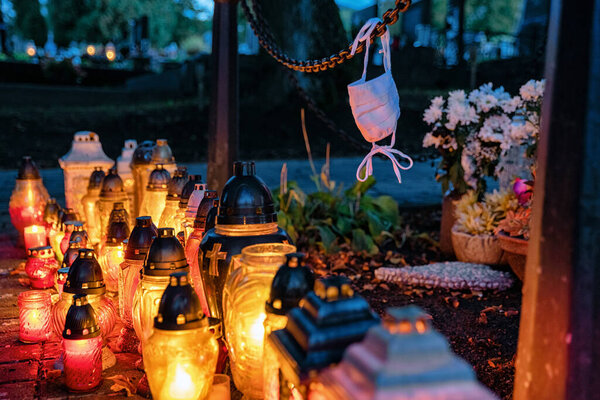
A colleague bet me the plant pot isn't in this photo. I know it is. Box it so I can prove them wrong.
[497,232,528,281]
[440,191,464,257]
[451,227,505,265]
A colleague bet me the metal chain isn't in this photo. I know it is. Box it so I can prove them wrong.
[241,0,411,73]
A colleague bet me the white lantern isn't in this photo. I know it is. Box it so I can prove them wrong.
[117,139,137,206]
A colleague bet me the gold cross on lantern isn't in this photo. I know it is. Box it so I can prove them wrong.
[206,243,227,276]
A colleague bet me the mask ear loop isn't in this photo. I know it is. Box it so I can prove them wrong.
[350,18,381,82]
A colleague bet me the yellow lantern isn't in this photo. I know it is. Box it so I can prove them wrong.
[224,243,296,399]
[59,131,114,218]
[117,140,137,207]
[96,167,131,241]
[130,140,155,217]
[132,227,190,346]
[80,167,105,246]
[158,166,188,229]
[140,164,170,225]
[143,272,218,400]
[99,214,129,295]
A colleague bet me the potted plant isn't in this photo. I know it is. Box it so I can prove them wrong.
[451,190,519,264]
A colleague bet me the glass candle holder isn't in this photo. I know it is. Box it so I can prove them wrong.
[96,168,131,241]
[81,167,105,246]
[158,166,188,229]
[60,221,77,255]
[183,183,206,238]
[140,164,170,224]
[62,294,103,392]
[18,291,52,343]
[224,243,296,400]
[24,225,47,250]
[25,246,59,289]
[99,215,129,295]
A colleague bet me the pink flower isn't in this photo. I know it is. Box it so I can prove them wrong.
[513,178,533,205]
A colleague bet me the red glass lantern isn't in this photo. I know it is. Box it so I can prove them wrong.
[9,156,49,244]
[18,290,52,343]
[62,294,103,392]
[25,246,59,289]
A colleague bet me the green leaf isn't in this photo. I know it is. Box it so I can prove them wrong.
[351,228,379,255]
[317,225,337,253]
[335,217,353,236]
[372,195,400,224]
[366,210,387,237]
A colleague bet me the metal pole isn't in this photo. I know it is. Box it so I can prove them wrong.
[207,0,239,195]
[514,0,600,398]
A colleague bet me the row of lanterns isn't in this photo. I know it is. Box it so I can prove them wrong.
[9,132,496,399]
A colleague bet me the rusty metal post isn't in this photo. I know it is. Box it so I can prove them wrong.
[514,0,600,398]
[208,0,239,195]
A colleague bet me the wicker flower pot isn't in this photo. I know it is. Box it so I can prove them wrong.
[497,232,528,281]
[451,227,505,265]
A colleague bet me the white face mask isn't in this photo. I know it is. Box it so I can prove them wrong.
[348,18,413,184]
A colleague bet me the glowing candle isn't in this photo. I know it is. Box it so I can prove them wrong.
[81,167,105,246]
[24,225,47,250]
[96,168,131,242]
[99,214,129,295]
[25,246,59,289]
[140,164,170,225]
[18,291,52,343]
[62,294,103,392]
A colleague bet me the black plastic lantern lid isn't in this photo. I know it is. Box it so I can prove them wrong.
[100,168,125,195]
[266,253,315,315]
[143,228,189,276]
[125,216,158,260]
[62,241,81,269]
[147,164,171,191]
[193,191,219,228]
[87,167,106,190]
[166,167,189,200]
[154,272,208,330]
[217,161,277,225]
[63,294,101,340]
[178,175,203,208]
[151,139,175,164]
[27,246,53,258]
[106,216,130,245]
[205,202,219,231]
[131,140,155,166]
[17,156,41,180]
[43,198,61,225]
[64,249,106,295]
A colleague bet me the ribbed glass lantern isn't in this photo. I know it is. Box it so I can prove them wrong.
[19,290,52,343]
[314,306,498,400]
[140,164,171,225]
[9,156,49,244]
[96,168,131,241]
[224,243,296,399]
[132,228,190,346]
[80,167,105,246]
[99,214,130,295]
[143,272,218,400]
[159,166,188,229]
[268,276,379,399]
[199,162,291,321]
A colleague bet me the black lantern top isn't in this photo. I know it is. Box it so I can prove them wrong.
[154,272,208,330]
[131,140,155,166]
[143,227,189,276]
[87,167,106,190]
[151,139,175,164]
[266,253,315,315]
[166,166,189,200]
[63,294,101,340]
[100,168,125,197]
[61,208,79,226]
[270,276,379,380]
[179,174,203,209]
[217,161,277,225]
[43,198,62,226]
[147,164,171,191]
[62,240,81,269]
[193,191,219,229]
[64,249,106,295]
[17,156,41,180]
[69,222,88,244]
[125,216,158,260]
[106,215,130,245]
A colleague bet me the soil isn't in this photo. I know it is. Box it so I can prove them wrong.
[301,205,520,400]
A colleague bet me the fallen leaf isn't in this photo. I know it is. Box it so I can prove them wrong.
[379,283,390,291]
[107,374,137,397]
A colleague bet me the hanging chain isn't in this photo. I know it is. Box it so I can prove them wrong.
[241,0,411,73]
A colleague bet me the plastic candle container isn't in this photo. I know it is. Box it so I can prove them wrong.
[80,167,105,246]
[139,164,171,225]
[224,243,296,399]
[62,294,103,392]
[25,246,59,289]
[143,272,218,400]
[18,290,52,343]
[158,166,188,229]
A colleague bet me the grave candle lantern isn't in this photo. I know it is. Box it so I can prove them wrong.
[24,225,46,250]
[269,276,379,400]
[96,168,131,241]
[61,222,87,255]
[43,198,62,243]
[132,227,189,346]
[62,240,82,269]
[117,139,137,204]
[56,267,70,296]
[18,290,52,343]
[80,167,105,245]
[25,246,59,289]
[62,294,103,392]
[140,164,171,224]
[151,139,177,176]
[158,166,188,229]
[183,182,206,237]
[51,209,79,263]
[314,306,498,400]
[52,249,118,369]
[130,140,155,217]
[263,253,314,400]
[224,243,296,400]
[176,175,203,237]
[9,156,49,243]
[59,131,114,217]
[99,214,130,295]
[143,272,218,400]
[199,161,291,321]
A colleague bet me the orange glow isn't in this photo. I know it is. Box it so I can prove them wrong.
[106,50,116,62]
[26,46,36,57]
[86,45,96,56]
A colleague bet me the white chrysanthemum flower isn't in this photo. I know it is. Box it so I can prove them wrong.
[431,96,444,108]
[479,114,511,143]
[520,79,546,101]
[422,132,441,148]
[423,105,442,124]
[461,151,477,189]
[477,94,498,113]
[448,90,467,105]
[501,96,522,113]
